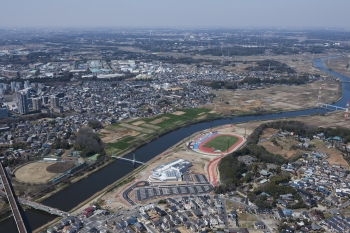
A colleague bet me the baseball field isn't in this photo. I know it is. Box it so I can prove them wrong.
[15,161,76,184]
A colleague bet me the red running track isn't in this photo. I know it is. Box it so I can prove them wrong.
[198,133,243,155]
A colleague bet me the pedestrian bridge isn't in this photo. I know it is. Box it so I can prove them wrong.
[111,156,145,165]
[317,103,347,111]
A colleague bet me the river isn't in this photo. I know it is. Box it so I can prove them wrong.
[1,57,350,232]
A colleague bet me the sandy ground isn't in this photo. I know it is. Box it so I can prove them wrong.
[149,117,169,125]
[172,111,186,115]
[132,120,145,126]
[205,80,340,114]
[15,162,60,183]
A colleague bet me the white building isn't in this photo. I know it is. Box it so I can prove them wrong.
[149,159,192,182]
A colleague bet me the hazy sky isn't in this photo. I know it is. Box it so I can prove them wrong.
[2,0,350,28]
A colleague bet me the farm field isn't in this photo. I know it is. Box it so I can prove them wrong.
[104,108,220,155]
[203,135,239,152]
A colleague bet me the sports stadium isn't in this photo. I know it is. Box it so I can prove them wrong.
[190,131,244,155]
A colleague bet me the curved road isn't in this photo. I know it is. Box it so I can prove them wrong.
[122,181,150,205]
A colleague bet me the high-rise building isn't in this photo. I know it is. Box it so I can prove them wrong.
[10,82,16,92]
[16,82,23,89]
[42,96,49,104]
[32,98,42,111]
[16,92,29,114]
[50,95,59,109]
[24,80,30,89]
[0,108,8,119]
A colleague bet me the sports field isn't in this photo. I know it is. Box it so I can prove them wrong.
[15,162,59,184]
[203,135,239,152]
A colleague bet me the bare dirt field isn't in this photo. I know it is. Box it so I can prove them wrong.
[132,120,145,126]
[119,123,154,133]
[141,123,160,130]
[100,128,139,144]
[172,111,186,116]
[327,150,349,167]
[15,162,60,184]
[204,80,340,114]
[260,128,279,139]
[324,56,350,78]
[46,162,76,173]
[149,117,169,124]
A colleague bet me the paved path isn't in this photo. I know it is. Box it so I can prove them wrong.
[207,156,223,186]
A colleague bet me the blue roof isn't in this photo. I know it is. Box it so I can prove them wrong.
[260,192,271,197]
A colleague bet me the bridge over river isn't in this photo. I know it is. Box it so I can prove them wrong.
[112,155,145,165]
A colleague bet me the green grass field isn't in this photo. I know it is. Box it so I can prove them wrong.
[203,135,239,151]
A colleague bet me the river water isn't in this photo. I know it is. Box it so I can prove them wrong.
[1,58,350,232]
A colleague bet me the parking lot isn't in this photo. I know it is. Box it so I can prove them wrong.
[134,184,213,201]
[193,174,209,183]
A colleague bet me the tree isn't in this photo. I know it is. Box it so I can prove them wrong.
[88,120,102,129]
[74,128,104,157]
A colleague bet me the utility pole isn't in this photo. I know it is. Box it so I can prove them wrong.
[132,153,135,166]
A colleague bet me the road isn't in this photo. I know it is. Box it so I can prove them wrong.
[19,199,69,217]
[122,181,150,205]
